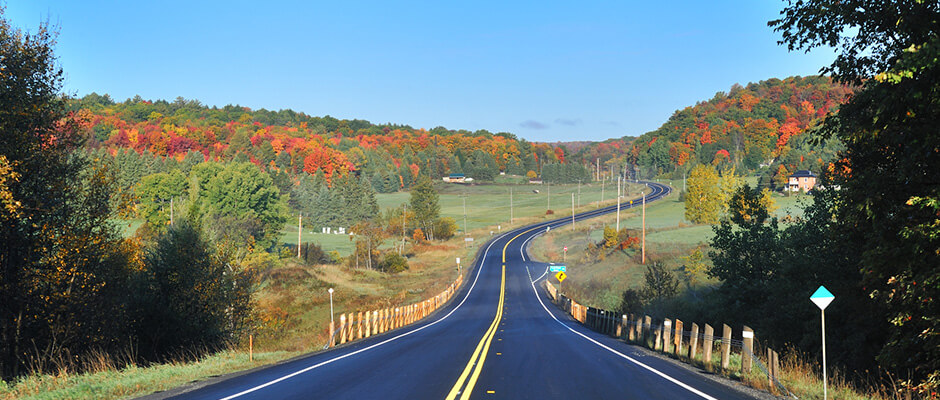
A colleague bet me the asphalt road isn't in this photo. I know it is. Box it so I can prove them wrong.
[162,181,758,400]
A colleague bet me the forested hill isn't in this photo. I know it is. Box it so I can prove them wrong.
[68,94,595,191]
[622,76,853,179]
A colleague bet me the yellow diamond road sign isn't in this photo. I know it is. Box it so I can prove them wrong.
[555,271,567,283]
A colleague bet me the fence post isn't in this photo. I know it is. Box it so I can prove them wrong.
[348,313,355,340]
[339,314,347,344]
[720,324,732,370]
[654,323,663,351]
[674,319,683,356]
[767,348,775,392]
[663,319,672,354]
[329,320,336,347]
[742,325,754,373]
[690,323,700,360]
[357,312,363,339]
[703,324,714,364]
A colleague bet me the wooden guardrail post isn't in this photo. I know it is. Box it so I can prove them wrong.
[339,314,347,344]
[628,314,636,341]
[703,324,714,364]
[767,348,776,392]
[643,315,652,345]
[329,320,336,347]
[742,325,754,373]
[347,313,354,340]
[663,319,672,353]
[618,314,626,338]
[654,322,663,351]
[720,324,732,370]
[674,319,683,356]
[357,312,363,339]
[690,323,699,360]
[365,311,372,338]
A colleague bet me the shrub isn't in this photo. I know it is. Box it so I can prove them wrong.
[379,252,409,273]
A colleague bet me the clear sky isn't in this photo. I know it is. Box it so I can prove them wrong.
[6,1,834,142]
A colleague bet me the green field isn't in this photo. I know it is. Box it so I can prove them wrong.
[280,177,640,255]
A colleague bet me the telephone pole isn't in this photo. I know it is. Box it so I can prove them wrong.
[509,188,513,223]
[642,192,647,264]
[616,177,621,231]
[297,214,302,259]
[571,193,575,230]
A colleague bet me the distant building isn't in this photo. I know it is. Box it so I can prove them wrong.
[788,170,817,192]
[443,173,466,183]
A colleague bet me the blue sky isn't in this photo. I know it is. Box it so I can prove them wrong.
[7,1,834,142]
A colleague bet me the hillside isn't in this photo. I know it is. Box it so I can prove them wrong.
[68,94,589,192]
[617,76,853,180]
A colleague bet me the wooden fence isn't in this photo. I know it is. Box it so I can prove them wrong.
[326,273,464,347]
[544,281,790,396]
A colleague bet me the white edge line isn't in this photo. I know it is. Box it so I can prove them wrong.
[218,234,507,400]
[523,264,718,400]
[517,184,718,400]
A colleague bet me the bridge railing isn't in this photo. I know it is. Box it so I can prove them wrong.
[544,281,793,397]
[324,273,464,349]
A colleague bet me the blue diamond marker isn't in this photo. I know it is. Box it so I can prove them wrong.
[810,286,835,310]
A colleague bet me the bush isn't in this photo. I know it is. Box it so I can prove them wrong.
[132,221,253,360]
[433,217,459,240]
[379,252,409,273]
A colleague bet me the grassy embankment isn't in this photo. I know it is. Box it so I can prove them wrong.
[1,177,628,400]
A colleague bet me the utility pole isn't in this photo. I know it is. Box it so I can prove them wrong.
[616,177,621,231]
[596,158,600,181]
[599,176,604,208]
[297,214,302,259]
[400,203,406,255]
[571,193,575,230]
[510,188,513,223]
[642,192,646,264]
[463,196,468,248]
[170,197,174,226]
[577,179,581,208]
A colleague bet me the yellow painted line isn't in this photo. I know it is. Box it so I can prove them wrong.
[448,227,539,400]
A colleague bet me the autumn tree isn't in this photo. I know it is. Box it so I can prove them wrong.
[684,164,722,224]
[409,175,440,240]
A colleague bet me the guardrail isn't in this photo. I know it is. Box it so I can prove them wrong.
[325,273,464,348]
[544,281,794,397]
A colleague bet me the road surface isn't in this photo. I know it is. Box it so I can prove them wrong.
[161,181,757,400]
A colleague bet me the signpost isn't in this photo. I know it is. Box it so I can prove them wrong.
[811,286,835,400]
[563,246,568,262]
[555,271,567,283]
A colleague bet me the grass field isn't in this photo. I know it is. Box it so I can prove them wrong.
[279,177,640,255]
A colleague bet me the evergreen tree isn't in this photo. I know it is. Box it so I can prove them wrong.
[409,175,440,240]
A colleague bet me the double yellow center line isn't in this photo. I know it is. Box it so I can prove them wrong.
[446,227,538,399]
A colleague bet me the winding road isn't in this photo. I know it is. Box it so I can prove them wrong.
[158,181,757,400]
